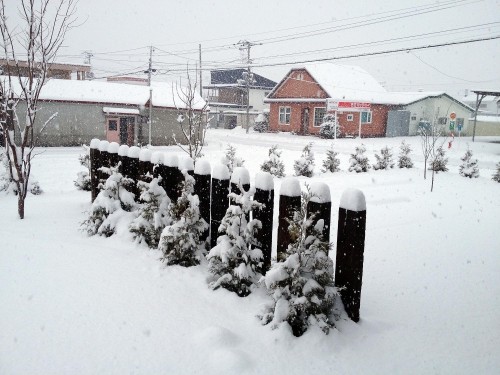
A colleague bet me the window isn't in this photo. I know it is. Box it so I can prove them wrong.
[279,106,291,124]
[438,117,447,125]
[361,111,372,124]
[314,107,326,127]
[108,120,117,131]
[347,114,354,121]
[411,114,417,121]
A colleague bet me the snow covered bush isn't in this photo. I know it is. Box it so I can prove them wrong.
[253,111,269,133]
[221,144,245,174]
[81,165,136,237]
[429,146,448,173]
[74,145,91,191]
[318,113,340,139]
[0,150,42,195]
[373,146,394,170]
[397,140,414,169]
[259,186,337,337]
[459,149,479,178]
[159,171,208,267]
[260,144,285,177]
[129,177,172,248]
[207,186,264,297]
[348,144,371,173]
[294,142,315,177]
[492,162,500,182]
[321,144,340,173]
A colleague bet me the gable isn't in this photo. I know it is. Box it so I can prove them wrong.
[271,69,328,99]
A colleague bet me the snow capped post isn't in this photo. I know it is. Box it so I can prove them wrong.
[210,164,230,249]
[306,182,332,249]
[107,142,120,169]
[335,188,367,323]
[127,146,141,201]
[194,159,212,243]
[150,151,163,180]
[139,148,153,184]
[98,140,110,194]
[117,145,129,176]
[253,172,274,272]
[89,138,100,202]
[277,177,301,261]
[162,154,181,202]
[178,156,195,176]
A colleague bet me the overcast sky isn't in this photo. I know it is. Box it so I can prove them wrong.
[7,0,500,97]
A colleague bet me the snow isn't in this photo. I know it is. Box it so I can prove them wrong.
[107,142,120,154]
[230,167,250,185]
[279,177,301,197]
[309,181,331,203]
[212,163,230,180]
[150,151,163,165]
[254,172,274,191]
[139,149,152,162]
[98,140,109,152]
[1,128,500,374]
[339,188,366,211]
[194,159,211,175]
[103,107,140,115]
[162,153,179,167]
[90,138,100,149]
[127,146,141,159]
[118,145,129,157]
[178,156,194,172]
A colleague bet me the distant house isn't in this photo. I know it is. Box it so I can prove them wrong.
[265,64,473,137]
[8,78,206,146]
[0,59,90,80]
[204,69,276,129]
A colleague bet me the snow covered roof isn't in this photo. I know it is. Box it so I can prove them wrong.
[1,76,206,110]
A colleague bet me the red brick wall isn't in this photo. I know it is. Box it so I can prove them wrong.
[274,69,328,99]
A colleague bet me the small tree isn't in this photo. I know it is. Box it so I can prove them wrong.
[321,144,340,173]
[221,144,244,174]
[261,144,285,177]
[373,146,394,170]
[398,140,414,169]
[253,111,269,133]
[207,187,264,297]
[0,0,76,219]
[459,148,479,178]
[129,177,171,248]
[429,146,448,173]
[159,172,208,267]
[259,186,337,337]
[74,145,91,191]
[419,118,443,180]
[348,144,371,173]
[81,165,136,237]
[318,113,340,139]
[492,162,500,182]
[294,142,315,177]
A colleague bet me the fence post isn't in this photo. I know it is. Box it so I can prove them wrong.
[277,177,301,261]
[139,149,153,184]
[151,152,163,180]
[117,145,129,176]
[162,154,180,202]
[97,140,110,193]
[89,138,100,202]
[108,142,120,169]
[306,182,332,250]
[210,164,230,249]
[335,188,367,323]
[127,146,141,201]
[194,159,211,243]
[179,156,195,176]
[253,172,274,273]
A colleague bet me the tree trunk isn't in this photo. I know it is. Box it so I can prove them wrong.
[18,194,25,219]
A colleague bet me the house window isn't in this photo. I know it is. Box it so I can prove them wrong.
[279,106,291,124]
[361,111,372,124]
[411,114,417,121]
[438,117,447,125]
[347,114,354,121]
[108,120,117,131]
[314,107,326,127]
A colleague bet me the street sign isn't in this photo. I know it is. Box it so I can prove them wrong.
[457,123,463,131]
[450,112,456,120]
[449,120,455,131]
[326,99,371,112]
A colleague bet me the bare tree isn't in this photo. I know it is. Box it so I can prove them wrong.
[0,0,76,219]
[173,71,209,162]
[419,112,446,191]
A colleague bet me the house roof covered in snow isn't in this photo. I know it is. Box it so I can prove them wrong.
[206,69,277,90]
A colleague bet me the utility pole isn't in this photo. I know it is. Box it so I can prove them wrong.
[82,50,94,79]
[236,40,260,134]
[199,44,202,97]
[145,46,155,145]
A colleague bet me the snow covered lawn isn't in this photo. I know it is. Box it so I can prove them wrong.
[1,129,499,374]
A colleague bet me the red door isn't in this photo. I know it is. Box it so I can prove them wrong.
[106,118,119,143]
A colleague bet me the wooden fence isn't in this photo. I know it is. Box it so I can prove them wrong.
[89,139,367,322]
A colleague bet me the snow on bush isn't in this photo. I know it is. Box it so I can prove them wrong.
[221,144,244,174]
[321,144,340,173]
[74,145,91,191]
[207,186,264,297]
[294,142,315,177]
[260,144,285,178]
[459,148,479,178]
[492,162,500,182]
[259,185,337,337]
[397,140,414,169]
[0,149,42,195]
[348,144,371,173]
[253,111,269,133]
[373,146,395,170]
[429,146,448,173]
[81,165,136,237]
[318,113,340,139]
[159,171,208,267]
[129,177,172,248]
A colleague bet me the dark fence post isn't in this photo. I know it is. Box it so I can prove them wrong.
[194,159,211,243]
[230,167,250,223]
[253,171,274,273]
[108,142,120,169]
[89,138,100,202]
[306,182,332,250]
[97,140,110,193]
[162,154,180,202]
[151,152,163,180]
[335,188,367,323]
[118,145,129,176]
[139,149,153,184]
[210,164,230,249]
[127,146,141,201]
[277,177,301,262]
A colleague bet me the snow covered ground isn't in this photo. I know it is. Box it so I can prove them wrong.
[1,128,499,374]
